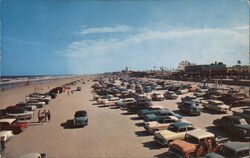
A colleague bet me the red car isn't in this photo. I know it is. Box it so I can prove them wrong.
[0,118,28,134]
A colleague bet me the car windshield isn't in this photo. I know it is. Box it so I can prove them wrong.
[185,134,199,144]
[75,111,87,117]
[239,119,248,125]
[167,125,178,132]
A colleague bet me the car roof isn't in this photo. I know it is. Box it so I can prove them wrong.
[209,100,224,104]
[186,129,214,139]
[0,118,16,124]
[75,110,87,114]
[18,153,42,158]
[223,142,249,152]
[171,122,192,128]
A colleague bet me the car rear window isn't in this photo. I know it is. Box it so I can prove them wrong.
[75,111,87,117]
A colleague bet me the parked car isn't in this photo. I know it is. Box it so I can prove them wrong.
[168,130,220,158]
[0,130,14,142]
[26,99,46,108]
[144,109,182,122]
[213,115,250,141]
[137,106,164,118]
[73,110,88,127]
[0,118,28,134]
[116,98,136,110]
[144,86,152,93]
[18,153,47,158]
[233,109,250,124]
[151,93,164,101]
[178,101,201,116]
[194,88,208,97]
[153,122,198,146]
[164,91,178,99]
[202,100,230,113]
[176,88,189,95]
[205,142,249,158]
[103,97,120,107]
[6,108,33,120]
[126,100,152,114]
[144,116,189,134]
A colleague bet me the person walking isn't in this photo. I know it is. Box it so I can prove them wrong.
[0,137,5,152]
[38,110,41,123]
[47,110,51,121]
[67,91,70,96]
[43,109,47,122]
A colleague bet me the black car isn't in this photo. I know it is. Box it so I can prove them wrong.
[178,101,201,116]
[213,115,250,141]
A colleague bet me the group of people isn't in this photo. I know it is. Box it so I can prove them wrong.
[38,109,51,123]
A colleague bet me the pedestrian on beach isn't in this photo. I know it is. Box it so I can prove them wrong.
[47,110,51,121]
[43,109,47,122]
[0,137,5,152]
[67,91,70,96]
[38,110,41,123]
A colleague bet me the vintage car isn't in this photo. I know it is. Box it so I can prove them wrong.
[164,91,178,99]
[193,88,208,97]
[103,97,120,107]
[151,93,164,101]
[96,95,113,104]
[202,100,230,113]
[205,142,249,158]
[176,88,189,95]
[153,122,198,146]
[144,116,189,134]
[233,109,250,124]
[26,99,47,108]
[73,110,88,127]
[168,130,219,158]
[0,118,28,134]
[188,85,198,92]
[137,106,165,118]
[18,153,47,158]
[116,98,136,110]
[135,94,151,102]
[213,115,250,140]
[0,130,14,142]
[144,109,182,122]
[178,101,201,116]
[6,108,34,120]
[126,100,152,114]
[144,86,152,93]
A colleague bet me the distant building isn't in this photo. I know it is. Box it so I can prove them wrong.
[177,61,195,71]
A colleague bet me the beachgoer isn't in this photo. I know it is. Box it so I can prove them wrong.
[0,137,5,152]
[47,110,51,121]
[67,91,70,96]
[38,110,41,123]
[43,109,47,122]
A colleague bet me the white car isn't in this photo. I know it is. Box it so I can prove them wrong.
[202,100,230,113]
[0,131,14,142]
[6,109,34,120]
[104,97,121,107]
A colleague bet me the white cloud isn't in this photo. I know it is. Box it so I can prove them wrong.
[62,25,249,73]
[80,25,131,35]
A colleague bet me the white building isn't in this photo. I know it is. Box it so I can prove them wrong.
[177,61,195,71]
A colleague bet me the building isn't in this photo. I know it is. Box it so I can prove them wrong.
[177,61,195,71]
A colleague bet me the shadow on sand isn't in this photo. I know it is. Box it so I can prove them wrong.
[134,130,150,137]
[142,141,162,150]
[60,119,83,129]
[130,116,141,121]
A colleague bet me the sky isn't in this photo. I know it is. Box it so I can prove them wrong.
[1,0,249,75]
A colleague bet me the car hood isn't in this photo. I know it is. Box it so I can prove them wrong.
[156,130,178,140]
[170,140,197,153]
[217,105,229,109]
[235,124,250,130]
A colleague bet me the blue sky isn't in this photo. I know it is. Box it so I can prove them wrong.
[1,0,249,75]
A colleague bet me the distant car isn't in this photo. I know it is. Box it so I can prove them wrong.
[164,91,178,99]
[73,110,88,127]
[143,109,182,122]
[153,122,198,146]
[137,106,164,118]
[144,86,152,93]
[104,97,121,107]
[151,93,164,101]
[202,100,230,113]
[116,98,136,110]
[18,153,47,158]
[0,131,14,142]
[144,116,189,134]
[205,142,249,158]
[126,100,152,114]
[176,88,189,95]
[178,101,201,116]
[213,115,250,141]
[6,108,33,120]
[194,88,208,97]
[26,99,46,108]
[233,109,250,124]
[0,118,28,134]
[77,87,81,91]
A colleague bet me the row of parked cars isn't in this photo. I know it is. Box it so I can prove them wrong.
[91,76,250,158]
[0,79,84,157]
